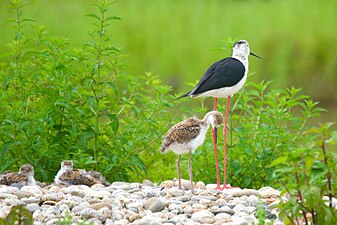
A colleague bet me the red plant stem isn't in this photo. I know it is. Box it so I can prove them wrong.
[321,138,333,208]
[294,164,309,225]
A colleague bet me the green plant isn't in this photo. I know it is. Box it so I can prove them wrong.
[0,0,176,182]
[0,205,33,225]
[57,211,93,225]
[271,123,337,225]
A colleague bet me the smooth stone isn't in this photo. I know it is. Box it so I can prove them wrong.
[141,187,158,198]
[42,193,63,202]
[233,204,248,213]
[126,210,141,222]
[219,205,235,215]
[26,203,40,213]
[258,186,280,198]
[87,189,112,199]
[98,207,111,222]
[142,179,155,187]
[114,219,130,225]
[160,180,174,189]
[126,201,144,213]
[0,193,18,199]
[45,218,60,225]
[191,195,217,201]
[59,204,70,212]
[91,202,113,210]
[0,186,19,194]
[111,209,125,221]
[184,206,193,215]
[205,184,218,190]
[63,186,82,197]
[195,181,206,190]
[231,189,259,197]
[20,186,44,198]
[176,195,191,202]
[45,206,61,215]
[144,197,166,213]
[247,195,259,207]
[214,212,232,222]
[168,203,183,214]
[192,203,207,212]
[105,219,114,225]
[108,182,131,190]
[79,208,101,220]
[72,205,91,214]
[228,199,248,208]
[230,215,249,225]
[131,215,164,225]
[191,210,215,224]
[87,218,103,225]
[15,190,34,198]
[33,222,44,225]
[32,210,46,222]
[176,179,194,190]
[21,196,40,204]
[208,205,222,214]
[169,214,188,224]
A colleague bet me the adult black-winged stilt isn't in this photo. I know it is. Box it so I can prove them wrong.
[160,111,224,193]
[178,40,261,190]
[54,160,110,186]
[0,164,36,186]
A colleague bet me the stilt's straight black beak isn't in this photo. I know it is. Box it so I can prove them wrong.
[214,127,218,144]
[250,52,262,59]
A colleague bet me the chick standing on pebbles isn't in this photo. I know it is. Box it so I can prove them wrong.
[160,111,224,193]
[54,160,110,186]
[0,164,36,187]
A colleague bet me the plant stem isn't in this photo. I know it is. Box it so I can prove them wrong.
[294,164,310,225]
[321,136,333,208]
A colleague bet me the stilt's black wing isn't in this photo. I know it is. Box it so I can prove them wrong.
[189,57,245,96]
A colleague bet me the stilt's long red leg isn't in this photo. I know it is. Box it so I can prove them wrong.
[211,98,221,190]
[222,96,231,190]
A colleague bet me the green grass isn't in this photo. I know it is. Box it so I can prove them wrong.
[1,0,337,114]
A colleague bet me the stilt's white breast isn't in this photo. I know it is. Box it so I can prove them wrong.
[169,125,208,155]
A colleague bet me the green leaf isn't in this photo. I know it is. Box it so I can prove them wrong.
[269,156,288,167]
[109,114,119,133]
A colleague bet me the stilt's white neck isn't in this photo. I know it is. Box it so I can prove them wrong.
[232,54,249,70]
[54,168,65,184]
[27,175,36,186]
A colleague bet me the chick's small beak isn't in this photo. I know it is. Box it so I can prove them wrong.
[250,52,262,59]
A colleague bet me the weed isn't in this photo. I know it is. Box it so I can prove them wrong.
[271,123,337,224]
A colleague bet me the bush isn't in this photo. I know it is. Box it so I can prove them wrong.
[271,123,337,224]
[0,0,176,182]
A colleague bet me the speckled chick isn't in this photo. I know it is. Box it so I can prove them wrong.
[54,160,109,186]
[160,111,223,192]
[0,164,36,186]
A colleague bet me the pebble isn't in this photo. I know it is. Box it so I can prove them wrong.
[0,181,283,224]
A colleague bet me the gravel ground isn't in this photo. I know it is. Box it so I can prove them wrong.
[0,179,284,225]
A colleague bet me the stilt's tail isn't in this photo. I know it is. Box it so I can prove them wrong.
[176,91,190,100]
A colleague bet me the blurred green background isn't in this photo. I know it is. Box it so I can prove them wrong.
[1,0,337,121]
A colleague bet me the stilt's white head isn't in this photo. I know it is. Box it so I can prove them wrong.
[232,40,261,62]
[204,111,224,129]
[61,160,73,172]
[19,163,36,186]
[19,164,34,177]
